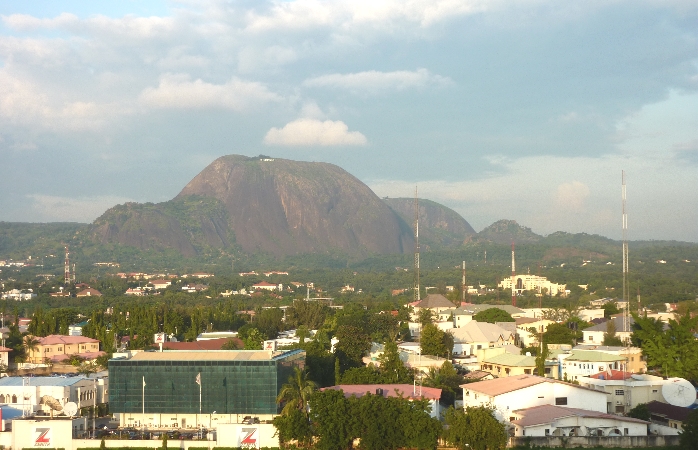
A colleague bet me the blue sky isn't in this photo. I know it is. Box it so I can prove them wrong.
[0,0,697,241]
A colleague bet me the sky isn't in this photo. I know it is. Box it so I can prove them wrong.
[0,0,697,242]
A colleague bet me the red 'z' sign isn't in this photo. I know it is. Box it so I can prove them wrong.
[34,428,51,446]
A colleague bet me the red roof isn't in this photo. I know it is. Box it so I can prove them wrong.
[588,369,633,381]
[0,346,11,353]
[49,351,106,362]
[323,384,442,401]
[38,335,100,345]
[253,281,276,287]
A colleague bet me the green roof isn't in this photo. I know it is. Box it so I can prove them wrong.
[482,353,536,367]
[564,350,625,362]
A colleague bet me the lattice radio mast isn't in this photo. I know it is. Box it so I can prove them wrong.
[622,171,629,336]
[64,246,71,285]
[511,242,516,307]
[461,261,467,303]
[413,187,421,302]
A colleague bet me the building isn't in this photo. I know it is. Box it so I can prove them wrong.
[577,372,697,414]
[0,375,107,416]
[26,335,102,364]
[480,350,558,379]
[409,294,458,320]
[498,275,567,297]
[582,316,635,344]
[461,375,608,422]
[1,289,37,301]
[573,345,646,374]
[451,321,515,356]
[75,288,102,298]
[646,400,692,434]
[323,384,442,418]
[511,404,648,437]
[558,350,627,381]
[252,281,280,291]
[108,349,305,428]
[148,279,172,290]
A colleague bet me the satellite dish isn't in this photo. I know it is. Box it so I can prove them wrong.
[64,402,78,417]
[662,378,697,407]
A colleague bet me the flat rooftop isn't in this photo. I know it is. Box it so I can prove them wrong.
[120,349,302,362]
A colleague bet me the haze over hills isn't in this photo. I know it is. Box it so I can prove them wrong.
[1,155,697,272]
[383,197,476,248]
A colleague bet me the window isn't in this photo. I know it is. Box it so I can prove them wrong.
[624,428,629,435]
[524,369,531,374]
[615,389,624,395]
[652,389,658,393]
[555,397,568,405]
[545,429,550,436]
[599,366,604,372]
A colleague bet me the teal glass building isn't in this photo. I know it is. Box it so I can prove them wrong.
[109,350,305,416]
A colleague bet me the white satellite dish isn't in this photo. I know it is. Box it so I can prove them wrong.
[662,378,697,407]
[64,402,78,417]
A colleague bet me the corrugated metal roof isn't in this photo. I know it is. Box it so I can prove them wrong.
[564,350,625,362]
[512,404,648,427]
[482,353,537,367]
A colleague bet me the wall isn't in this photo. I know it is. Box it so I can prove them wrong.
[510,435,680,448]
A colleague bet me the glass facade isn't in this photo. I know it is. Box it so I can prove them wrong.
[109,350,305,415]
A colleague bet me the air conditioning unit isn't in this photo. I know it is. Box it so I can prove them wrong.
[616,401,622,405]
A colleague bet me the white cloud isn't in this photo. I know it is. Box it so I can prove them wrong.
[555,181,590,212]
[139,73,282,110]
[303,68,452,92]
[27,194,133,223]
[263,118,367,146]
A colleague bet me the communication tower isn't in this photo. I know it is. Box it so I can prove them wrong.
[64,246,70,285]
[622,171,629,335]
[511,242,516,307]
[413,187,420,302]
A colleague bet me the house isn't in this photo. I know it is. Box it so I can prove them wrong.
[461,375,608,422]
[573,345,646,373]
[124,287,146,296]
[1,289,37,301]
[182,283,208,293]
[322,384,443,419]
[558,350,627,381]
[646,400,693,434]
[0,346,10,367]
[511,404,648,437]
[577,372,697,414]
[582,315,635,344]
[410,294,457,321]
[480,349,558,379]
[252,281,280,291]
[515,317,555,347]
[25,335,102,364]
[76,288,102,297]
[149,279,172,290]
[451,321,515,356]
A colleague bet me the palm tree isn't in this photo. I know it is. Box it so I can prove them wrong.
[276,367,317,416]
[22,335,40,363]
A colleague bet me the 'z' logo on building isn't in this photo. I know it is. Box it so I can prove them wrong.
[238,427,258,449]
[34,428,51,447]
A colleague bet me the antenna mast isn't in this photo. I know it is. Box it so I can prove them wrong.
[414,187,420,302]
[461,261,466,304]
[511,242,516,307]
[64,246,71,285]
[622,171,629,338]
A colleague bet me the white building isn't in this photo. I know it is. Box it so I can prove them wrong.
[461,375,608,423]
[0,376,108,416]
[451,321,516,356]
[558,350,627,381]
[498,275,567,297]
[1,289,36,301]
[511,404,648,437]
[582,316,635,344]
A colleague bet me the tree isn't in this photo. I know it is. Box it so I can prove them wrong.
[627,403,650,421]
[443,406,507,450]
[241,328,265,350]
[277,367,318,416]
[273,408,313,448]
[420,323,448,357]
[473,308,514,324]
[334,325,371,373]
[377,341,413,383]
[161,432,168,450]
[535,343,550,377]
[220,338,242,350]
[603,319,623,346]
[542,323,576,345]
[22,335,40,362]
[679,408,698,450]
[423,361,463,406]
[603,302,621,318]
[632,312,698,380]
[308,389,355,450]
[77,361,98,377]
[417,309,433,326]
